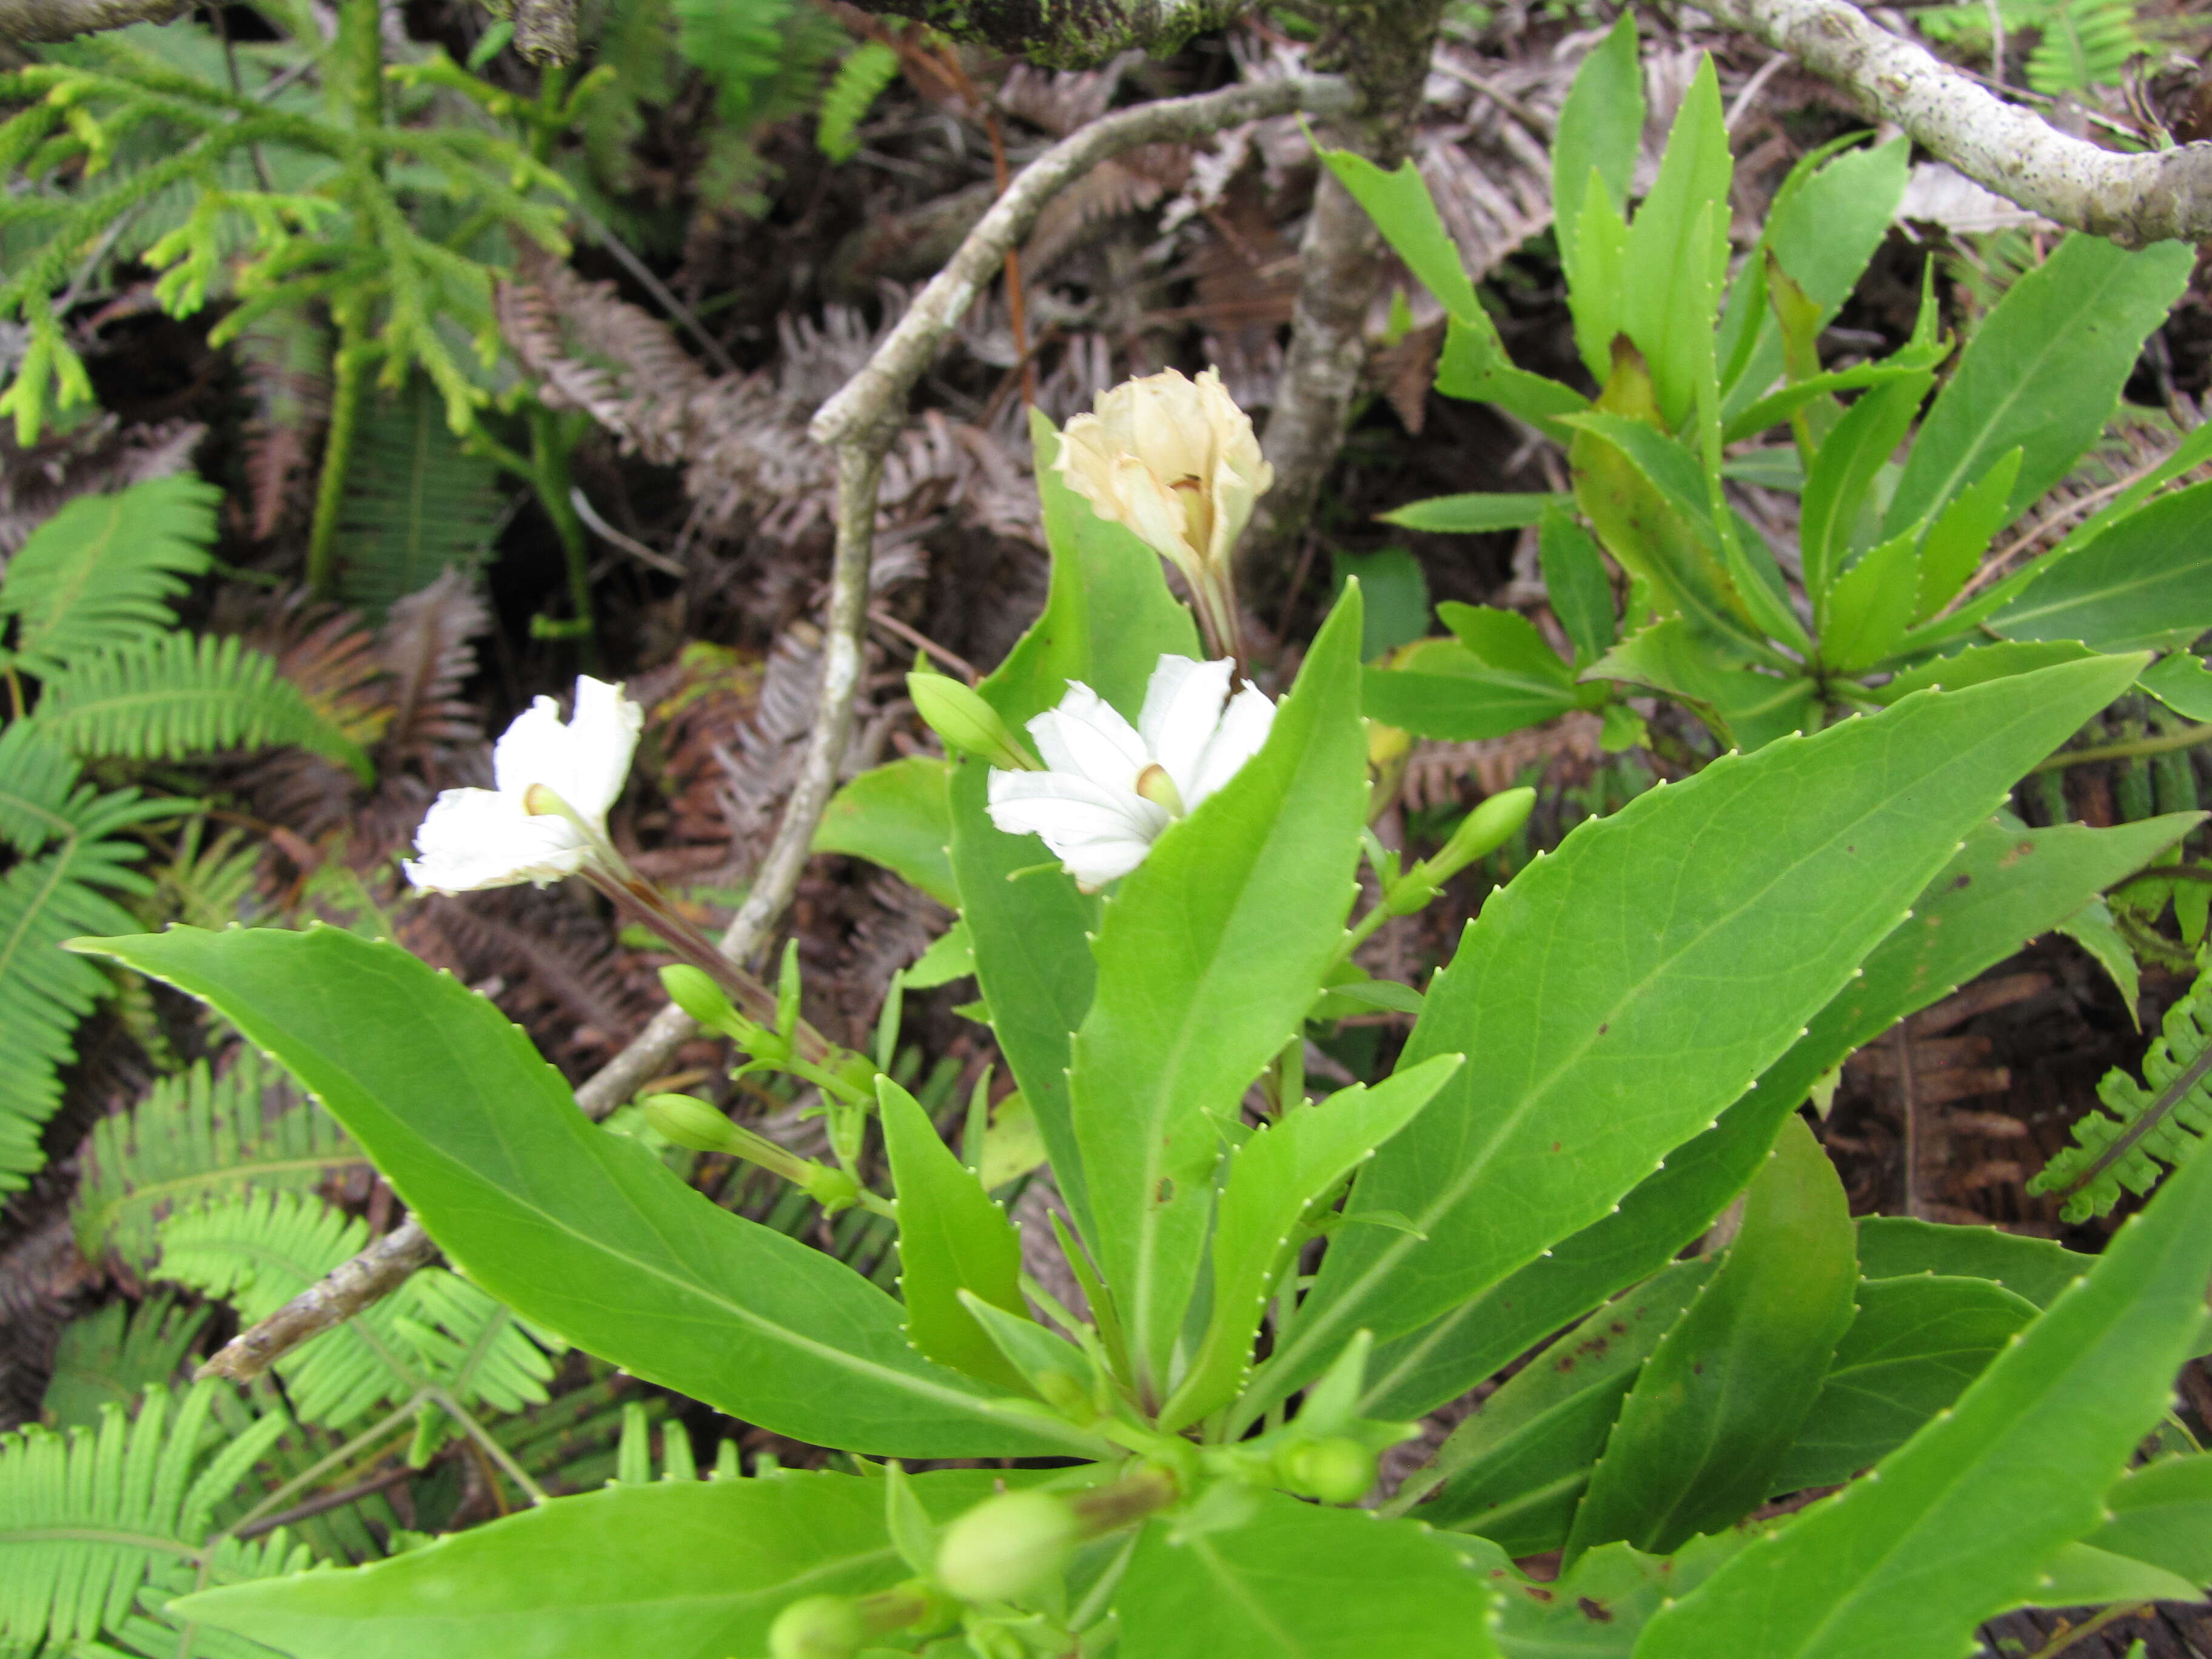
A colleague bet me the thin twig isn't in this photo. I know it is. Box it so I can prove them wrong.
[575,208,739,378]
[1894,1023,1936,1221]
[201,69,1358,1388]
[870,606,980,683]
[569,486,686,576]
[233,1458,426,1539]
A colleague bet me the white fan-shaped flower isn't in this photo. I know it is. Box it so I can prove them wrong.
[986,654,1275,889]
[404,675,643,893]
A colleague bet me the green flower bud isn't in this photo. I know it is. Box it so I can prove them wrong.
[804,1164,862,1214]
[1418,785,1536,886]
[1273,1438,1376,1504]
[908,673,1036,771]
[640,1093,742,1155]
[935,1489,1079,1604]
[660,964,739,1030]
[768,1595,866,1659]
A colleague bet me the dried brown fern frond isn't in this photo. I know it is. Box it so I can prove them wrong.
[996,55,1136,136]
[235,306,333,541]
[496,249,712,466]
[1021,149,1186,277]
[406,891,652,1064]
[378,570,491,773]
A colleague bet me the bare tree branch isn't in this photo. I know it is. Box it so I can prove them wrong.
[832,0,1248,67]
[202,68,1358,1390]
[1695,0,2212,247]
[0,0,184,41]
[1245,0,1449,581]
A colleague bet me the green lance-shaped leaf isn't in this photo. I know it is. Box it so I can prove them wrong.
[879,1075,1027,1392]
[1637,1120,2212,1659]
[1071,588,1369,1398]
[1253,654,2147,1421]
[814,756,957,906]
[1818,523,1923,675]
[1769,1274,2039,1494]
[75,926,1094,1461]
[1619,56,1731,431]
[1566,1113,1855,1558]
[1884,235,2194,537]
[1871,639,2094,705]
[2087,1453,2212,1588]
[1362,640,1580,742]
[1116,1491,1501,1659]
[1378,491,1566,533]
[1552,9,1643,378]
[1800,372,1934,612]
[1540,506,1618,665]
[1587,617,1817,752]
[947,409,1200,1237]
[1161,1053,1461,1432]
[1853,1216,2093,1310]
[1318,144,1587,436]
[176,1469,1021,1659]
[1993,476,2212,654]
[1354,808,2192,1423]
[1410,1256,1716,1553]
[1913,447,2022,623]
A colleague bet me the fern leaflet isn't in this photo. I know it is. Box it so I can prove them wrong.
[41,1294,213,1429]
[672,0,791,122]
[74,1050,367,1272]
[0,475,218,676]
[156,1190,559,1429]
[0,722,175,1191]
[0,1381,292,1650]
[331,377,504,618]
[2029,957,2212,1220]
[2025,0,2143,93]
[817,41,899,163]
[32,632,374,781]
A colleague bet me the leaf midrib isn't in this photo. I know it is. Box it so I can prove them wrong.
[1270,699,2065,1401]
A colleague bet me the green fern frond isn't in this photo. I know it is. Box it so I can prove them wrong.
[0,722,175,1191]
[0,476,218,677]
[41,1295,213,1429]
[672,0,789,121]
[0,1381,290,1651]
[74,1050,367,1272]
[2029,957,2212,1220]
[331,378,504,618]
[817,41,899,163]
[118,1533,317,1659]
[32,632,374,781]
[156,1190,558,1428]
[2026,0,2143,93]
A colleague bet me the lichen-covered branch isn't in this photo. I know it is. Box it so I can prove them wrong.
[203,69,1356,1390]
[0,0,183,40]
[834,0,1246,68]
[1245,0,1449,580]
[1695,0,2212,246]
[814,73,1358,448]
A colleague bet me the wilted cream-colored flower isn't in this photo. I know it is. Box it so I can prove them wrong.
[1054,368,1271,653]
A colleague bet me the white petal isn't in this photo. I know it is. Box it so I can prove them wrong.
[491,696,569,800]
[404,788,591,892]
[561,675,644,823]
[988,769,1167,885]
[1027,683,1149,794]
[988,768,1168,844]
[1138,654,1232,805]
[1185,683,1276,808]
